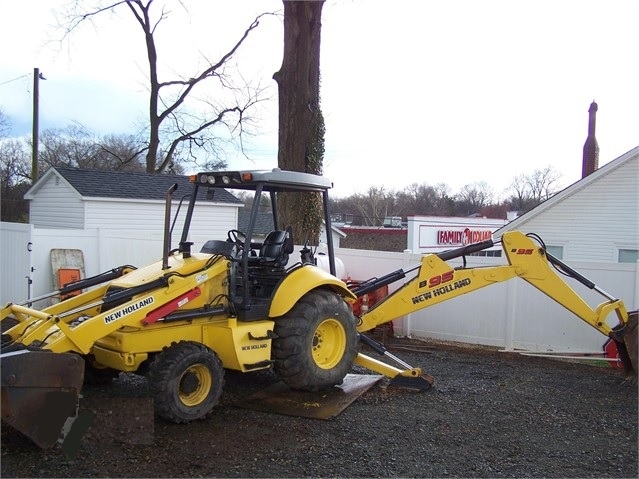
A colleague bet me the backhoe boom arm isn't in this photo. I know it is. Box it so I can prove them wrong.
[356,231,636,379]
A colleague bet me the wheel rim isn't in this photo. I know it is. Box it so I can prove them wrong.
[178,364,212,406]
[312,318,346,369]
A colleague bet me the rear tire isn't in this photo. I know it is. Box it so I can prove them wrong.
[148,341,224,423]
[272,289,358,391]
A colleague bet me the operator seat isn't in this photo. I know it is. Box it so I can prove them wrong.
[257,226,294,268]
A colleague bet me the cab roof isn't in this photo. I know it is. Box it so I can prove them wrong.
[193,168,333,193]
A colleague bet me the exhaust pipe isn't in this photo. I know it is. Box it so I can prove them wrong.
[162,184,178,270]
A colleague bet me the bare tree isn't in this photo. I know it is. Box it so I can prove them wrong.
[0,108,10,137]
[525,166,562,202]
[1,111,31,190]
[60,0,272,173]
[507,173,533,213]
[0,120,155,220]
[273,0,325,243]
[38,125,98,169]
[396,182,455,217]
[0,140,30,185]
[433,183,456,215]
[325,168,563,224]
[0,135,31,221]
[454,182,494,216]
[92,134,149,172]
[3,124,152,178]
[506,166,562,213]
[37,125,148,172]
[351,186,396,226]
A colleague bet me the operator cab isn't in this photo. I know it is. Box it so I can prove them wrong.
[186,169,335,321]
[201,227,294,308]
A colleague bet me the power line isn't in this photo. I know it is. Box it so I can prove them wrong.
[0,73,31,86]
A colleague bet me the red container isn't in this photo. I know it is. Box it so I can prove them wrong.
[346,280,389,317]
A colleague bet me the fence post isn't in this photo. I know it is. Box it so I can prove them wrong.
[401,248,414,338]
[634,260,639,311]
[27,223,34,304]
[503,280,518,350]
[97,227,103,275]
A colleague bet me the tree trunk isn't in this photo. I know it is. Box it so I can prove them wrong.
[273,0,325,244]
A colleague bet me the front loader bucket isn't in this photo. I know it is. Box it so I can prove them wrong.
[611,310,638,384]
[1,350,85,448]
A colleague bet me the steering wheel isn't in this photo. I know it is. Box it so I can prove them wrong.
[227,229,247,248]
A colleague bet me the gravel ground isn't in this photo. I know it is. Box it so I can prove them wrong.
[1,338,637,478]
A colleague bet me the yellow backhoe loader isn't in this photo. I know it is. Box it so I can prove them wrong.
[1,169,636,449]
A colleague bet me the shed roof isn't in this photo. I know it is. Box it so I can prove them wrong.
[237,210,347,239]
[25,167,243,205]
[238,211,274,234]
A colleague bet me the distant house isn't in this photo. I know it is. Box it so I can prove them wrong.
[24,167,243,247]
[494,146,638,263]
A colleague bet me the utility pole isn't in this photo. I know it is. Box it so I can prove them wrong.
[32,67,44,182]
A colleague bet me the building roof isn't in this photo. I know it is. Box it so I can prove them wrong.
[238,211,275,234]
[495,145,639,236]
[25,167,243,205]
[237,210,347,239]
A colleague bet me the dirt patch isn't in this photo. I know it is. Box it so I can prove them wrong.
[2,339,637,478]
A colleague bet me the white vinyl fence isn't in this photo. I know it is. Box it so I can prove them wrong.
[1,222,33,304]
[2,222,637,355]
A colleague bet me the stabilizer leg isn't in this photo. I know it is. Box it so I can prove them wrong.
[357,334,434,390]
[611,310,638,384]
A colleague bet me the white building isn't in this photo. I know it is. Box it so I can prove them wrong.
[495,146,638,263]
[24,167,242,249]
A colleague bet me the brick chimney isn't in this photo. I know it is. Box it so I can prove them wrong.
[582,100,599,178]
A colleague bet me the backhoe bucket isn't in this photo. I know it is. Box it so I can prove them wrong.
[611,310,638,384]
[1,350,85,448]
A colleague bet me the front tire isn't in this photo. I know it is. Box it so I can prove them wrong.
[148,341,224,423]
[272,289,358,391]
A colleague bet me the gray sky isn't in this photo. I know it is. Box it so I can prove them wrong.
[1,0,638,198]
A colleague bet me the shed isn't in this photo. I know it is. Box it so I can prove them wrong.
[24,167,243,248]
[494,146,638,263]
